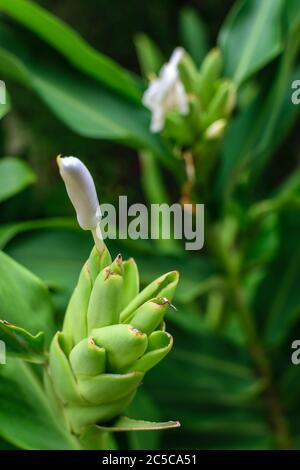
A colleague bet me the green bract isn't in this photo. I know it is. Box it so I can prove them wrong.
[47,245,179,435]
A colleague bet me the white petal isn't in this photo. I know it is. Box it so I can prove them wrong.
[169,47,185,68]
[159,64,177,95]
[174,81,189,115]
[142,47,188,132]
[142,80,162,109]
[57,156,101,230]
[151,107,165,133]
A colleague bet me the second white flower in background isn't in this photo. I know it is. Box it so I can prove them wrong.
[143,47,189,133]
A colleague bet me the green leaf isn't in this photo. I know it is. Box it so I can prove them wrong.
[96,416,180,432]
[0,217,77,249]
[272,167,300,206]
[285,0,300,36]
[134,253,218,304]
[0,26,174,168]
[254,210,300,347]
[140,151,170,205]
[0,436,18,449]
[134,33,164,78]
[144,311,270,449]
[139,150,181,254]
[179,7,208,66]
[0,0,142,102]
[215,57,300,200]
[0,250,55,344]
[4,229,91,304]
[0,157,36,203]
[0,88,10,119]
[0,320,45,362]
[219,0,284,85]
[244,213,280,267]
[0,358,79,449]
[127,389,163,449]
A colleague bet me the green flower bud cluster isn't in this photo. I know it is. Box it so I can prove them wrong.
[164,48,236,157]
[46,245,178,435]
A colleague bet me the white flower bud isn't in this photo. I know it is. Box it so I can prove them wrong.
[143,47,189,133]
[205,119,227,140]
[57,156,101,230]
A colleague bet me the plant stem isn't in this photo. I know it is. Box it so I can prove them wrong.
[207,225,292,449]
[92,224,105,253]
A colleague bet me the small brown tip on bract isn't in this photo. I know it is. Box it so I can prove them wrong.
[129,326,144,337]
[88,337,95,346]
[83,262,90,273]
[164,297,177,309]
[160,297,177,310]
[104,267,113,280]
[152,297,171,307]
[211,47,220,55]
[110,253,124,275]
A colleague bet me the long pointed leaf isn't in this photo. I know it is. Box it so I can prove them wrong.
[0,0,142,102]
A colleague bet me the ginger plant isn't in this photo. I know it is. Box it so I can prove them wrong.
[0,156,180,450]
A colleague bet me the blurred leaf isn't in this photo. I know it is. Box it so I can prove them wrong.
[219,0,283,85]
[249,30,300,181]
[244,213,280,267]
[140,150,181,254]
[254,210,300,347]
[140,151,170,205]
[0,217,77,249]
[0,157,36,203]
[179,7,208,66]
[215,56,300,200]
[0,26,175,170]
[0,0,142,102]
[272,167,300,206]
[0,358,79,449]
[5,229,90,298]
[145,313,270,449]
[279,353,300,422]
[285,0,300,35]
[273,318,300,444]
[134,33,164,78]
[0,88,9,119]
[136,253,218,304]
[0,250,55,344]
[0,436,18,449]
[0,320,45,362]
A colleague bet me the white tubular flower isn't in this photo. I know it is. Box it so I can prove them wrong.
[143,47,189,133]
[57,156,104,251]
